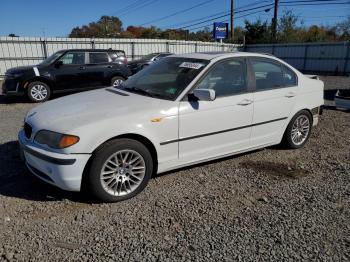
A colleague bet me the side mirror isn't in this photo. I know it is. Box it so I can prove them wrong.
[55,60,63,68]
[193,89,216,101]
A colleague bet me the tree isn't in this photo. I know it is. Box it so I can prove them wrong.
[336,16,350,40]
[69,16,123,38]
[244,19,270,44]
[278,10,299,42]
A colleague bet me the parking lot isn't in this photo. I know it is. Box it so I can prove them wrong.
[0,77,349,261]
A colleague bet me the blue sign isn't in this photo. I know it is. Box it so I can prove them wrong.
[213,22,228,39]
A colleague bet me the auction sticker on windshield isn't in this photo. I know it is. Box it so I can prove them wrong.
[179,62,205,69]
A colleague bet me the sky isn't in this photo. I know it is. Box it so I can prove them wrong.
[0,0,349,37]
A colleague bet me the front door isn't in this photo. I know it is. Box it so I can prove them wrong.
[179,58,254,164]
[249,57,299,146]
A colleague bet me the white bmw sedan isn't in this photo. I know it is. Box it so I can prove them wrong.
[19,52,324,202]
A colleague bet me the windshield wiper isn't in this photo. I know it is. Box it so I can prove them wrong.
[122,86,155,98]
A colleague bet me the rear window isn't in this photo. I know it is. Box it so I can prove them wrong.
[109,51,126,62]
[89,52,109,64]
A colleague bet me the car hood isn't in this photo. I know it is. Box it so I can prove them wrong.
[6,65,35,74]
[25,87,170,134]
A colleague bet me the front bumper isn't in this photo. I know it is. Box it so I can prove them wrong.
[18,130,91,191]
[2,77,24,96]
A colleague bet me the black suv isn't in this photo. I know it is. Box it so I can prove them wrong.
[2,49,131,102]
[127,52,173,74]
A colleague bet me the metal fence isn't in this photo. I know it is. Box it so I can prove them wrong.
[244,41,350,76]
[0,36,237,77]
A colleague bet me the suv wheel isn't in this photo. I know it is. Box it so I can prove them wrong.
[27,81,51,102]
[86,139,153,202]
[111,76,125,87]
[283,110,312,149]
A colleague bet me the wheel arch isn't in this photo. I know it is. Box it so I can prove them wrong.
[291,108,313,124]
[84,133,158,175]
[25,77,55,91]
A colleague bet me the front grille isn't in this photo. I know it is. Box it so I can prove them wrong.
[24,122,32,139]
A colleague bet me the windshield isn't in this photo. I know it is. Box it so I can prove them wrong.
[120,57,209,100]
[40,51,64,65]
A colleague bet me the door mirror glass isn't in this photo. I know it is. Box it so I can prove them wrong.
[193,89,216,101]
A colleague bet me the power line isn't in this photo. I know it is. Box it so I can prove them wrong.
[118,0,159,17]
[178,3,275,30]
[175,0,349,31]
[188,9,273,31]
[162,11,229,28]
[140,0,215,26]
[161,0,273,28]
[280,1,350,5]
[109,0,159,17]
[109,0,145,16]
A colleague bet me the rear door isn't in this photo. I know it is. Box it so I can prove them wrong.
[84,52,112,88]
[54,51,86,91]
[178,58,254,163]
[249,57,298,146]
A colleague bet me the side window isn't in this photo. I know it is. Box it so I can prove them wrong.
[89,52,109,64]
[252,59,284,91]
[196,59,247,97]
[59,52,85,65]
[282,66,297,86]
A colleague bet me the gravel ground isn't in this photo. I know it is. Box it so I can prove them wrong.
[0,79,349,261]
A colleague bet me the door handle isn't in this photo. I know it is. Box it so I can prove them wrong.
[107,65,113,68]
[237,99,253,106]
[285,92,296,98]
[79,66,86,70]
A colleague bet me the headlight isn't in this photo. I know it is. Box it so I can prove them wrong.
[34,130,79,149]
[5,72,22,79]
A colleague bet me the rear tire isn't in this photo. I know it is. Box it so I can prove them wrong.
[86,139,153,202]
[283,110,312,149]
[111,76,125,87]
[27,81,51,102]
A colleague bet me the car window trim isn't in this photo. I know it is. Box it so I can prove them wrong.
[247,57,298,93]
[181,57,253,101]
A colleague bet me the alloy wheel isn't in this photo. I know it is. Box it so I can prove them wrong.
[291,115,310,146]
[30,84,48,101]
[100,150,146,196]
[113,79,124,87]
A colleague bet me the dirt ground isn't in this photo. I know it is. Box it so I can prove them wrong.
[0,76,349,261]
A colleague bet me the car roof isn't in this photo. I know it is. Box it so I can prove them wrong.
[170,51,275,60]
[58,49,125,53]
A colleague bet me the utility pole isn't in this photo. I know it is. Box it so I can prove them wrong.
[272,0,279,42]
[230,0,234,42]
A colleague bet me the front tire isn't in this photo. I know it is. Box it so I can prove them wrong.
[27,81,51,102]
[111,76,125,87]
[86,139,153,202]
[283,110,312,149]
